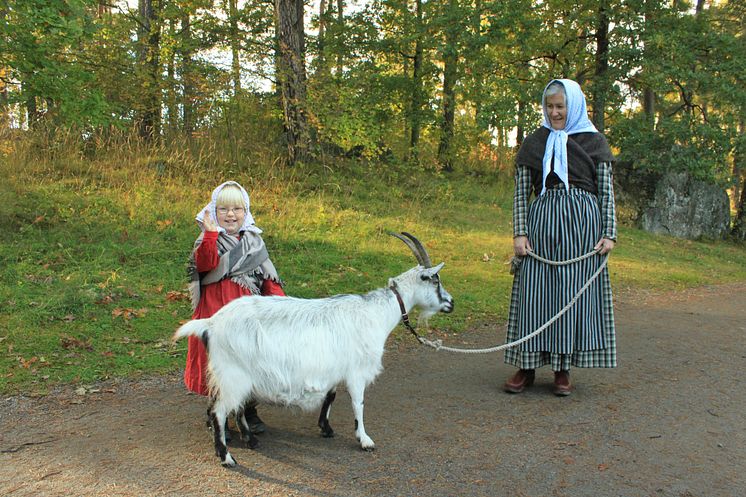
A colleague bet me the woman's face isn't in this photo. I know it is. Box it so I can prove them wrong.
[545,93,567,130]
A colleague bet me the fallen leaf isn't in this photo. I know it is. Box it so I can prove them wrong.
[166,291,189,302]
[60,335,93,351]
[97,295,114,305]
[75,387,86,396]
[18,356,39,368]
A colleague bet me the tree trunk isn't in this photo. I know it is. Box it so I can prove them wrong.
[275,0,311,164]
[409,0,424,162]
[138,0,161,140]
[317,0,327,72]
[471,0,482,128]
[0,0,6,129]
[181,13,193,138]
[641,1,655,124]
[592,1,609,132]
[26,94,38,128]
[97,0,110,17]
[516,100,526,147]
[229,0,241,96]
[166,19,178,135]
[336,0,343,75]
[733,116,746,240]
[438,0,458,172]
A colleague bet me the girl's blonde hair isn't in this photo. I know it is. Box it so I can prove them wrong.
[216,185,245,208]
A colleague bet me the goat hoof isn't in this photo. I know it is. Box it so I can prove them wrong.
[321,429,335,438]
[221,454,237,467]
[359,435,375,451]
[246,438,259,450]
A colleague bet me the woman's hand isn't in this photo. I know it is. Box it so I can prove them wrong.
[513,236,532,256]
[202,209,219,232]
[594,237,615,255]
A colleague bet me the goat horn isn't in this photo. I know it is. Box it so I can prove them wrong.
[388,232,427,267]
[401,232,432,268]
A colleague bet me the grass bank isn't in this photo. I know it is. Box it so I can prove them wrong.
[1,140,745,396]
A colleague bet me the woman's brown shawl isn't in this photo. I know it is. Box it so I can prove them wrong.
[516,127,615,196]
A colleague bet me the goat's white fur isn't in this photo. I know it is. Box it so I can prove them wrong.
[173,262,453,466]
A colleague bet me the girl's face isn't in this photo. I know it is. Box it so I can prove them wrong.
[545,93,567,130]
[216,203,246,235]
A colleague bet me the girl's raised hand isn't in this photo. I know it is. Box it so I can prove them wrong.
[202,209,219,232]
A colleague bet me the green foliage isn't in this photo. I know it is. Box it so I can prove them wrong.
[1,0,114,127]
[607,1,745,192]
[611,113,735,183]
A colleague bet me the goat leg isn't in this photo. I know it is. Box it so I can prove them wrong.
[318,388,337,438]
[210,404,237,467]
[348,382,375,451]
[242,399,266,434]
[235,403,259,449]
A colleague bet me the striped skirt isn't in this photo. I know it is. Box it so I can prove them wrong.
[504,187,616,370]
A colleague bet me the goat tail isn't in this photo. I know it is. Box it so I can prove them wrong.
[173,318,210,343]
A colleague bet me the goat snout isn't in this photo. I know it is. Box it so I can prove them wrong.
[442,299,455,313]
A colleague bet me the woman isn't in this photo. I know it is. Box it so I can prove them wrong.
[504,79,617,396]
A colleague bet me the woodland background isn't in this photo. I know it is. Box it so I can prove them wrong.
[1,0,745,233]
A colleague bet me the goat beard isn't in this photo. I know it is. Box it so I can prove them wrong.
[417,309,437,327]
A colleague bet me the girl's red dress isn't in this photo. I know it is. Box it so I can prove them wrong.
[184,230,285,395]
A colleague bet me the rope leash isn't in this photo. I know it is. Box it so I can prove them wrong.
[412,249,609,354]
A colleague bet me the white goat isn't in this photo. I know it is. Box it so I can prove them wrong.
[173,232,454,467]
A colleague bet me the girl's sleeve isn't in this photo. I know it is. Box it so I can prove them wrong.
[513,165,531,237]
[194,231,220,272]
[597,161,617,241]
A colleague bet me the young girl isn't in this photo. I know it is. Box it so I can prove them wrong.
[185,180,285,433]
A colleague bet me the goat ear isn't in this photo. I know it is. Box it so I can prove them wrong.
[421,262,445,279]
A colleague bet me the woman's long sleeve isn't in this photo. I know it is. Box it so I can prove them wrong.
[597,161,617,241]
[513,165,531,237]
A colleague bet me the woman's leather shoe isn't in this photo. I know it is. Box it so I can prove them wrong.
[553,370,572,396]
[504,369,535,393]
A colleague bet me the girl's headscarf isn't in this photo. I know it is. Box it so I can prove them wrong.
[194,181,262,234]
[540,79,598,195]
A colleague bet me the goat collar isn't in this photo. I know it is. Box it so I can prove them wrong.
[389,285,422,342]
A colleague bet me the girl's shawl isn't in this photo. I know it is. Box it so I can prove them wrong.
[187,181,280,311]
[516,80,615,196]
[187,230,281,311]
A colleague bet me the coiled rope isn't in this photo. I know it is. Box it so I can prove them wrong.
[415,249,609,354]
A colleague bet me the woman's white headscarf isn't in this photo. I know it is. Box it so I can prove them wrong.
[540,79,598,195]
[194,181,263,234]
